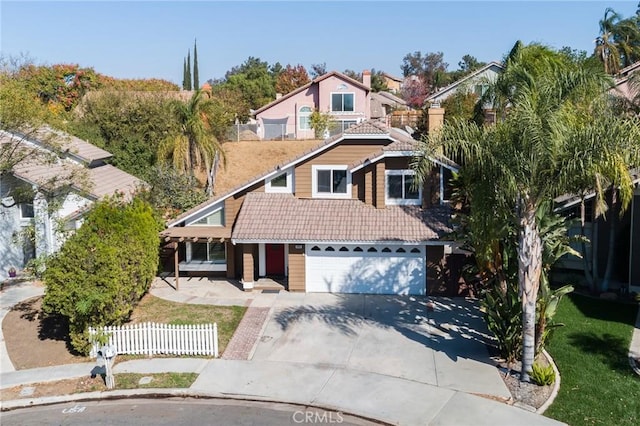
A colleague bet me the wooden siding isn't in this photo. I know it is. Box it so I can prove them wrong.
[364,166,373,205]
[225,241,235,279]
[294,139,392,198]
[225,181,264,228]
[375,160,386,208]
[242,244,256,284]
[288,244,306,292]
[385,157,410,170]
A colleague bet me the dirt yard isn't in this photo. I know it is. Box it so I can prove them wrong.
[2,296,89,369]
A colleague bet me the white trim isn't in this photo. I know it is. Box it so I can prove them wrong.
[385,170,421,206]
[265,167,294,194]
[185,200,225,226]
[330,92,355,113]
[185,241,227,271]
[258,243,266,277]
[298,106,313,131]
[350,153,458,173]
[312,165,352,199]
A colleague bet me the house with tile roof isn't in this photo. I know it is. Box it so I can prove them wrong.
[0,127,143,280]
[161,120,465,296]
[253,70,372,141]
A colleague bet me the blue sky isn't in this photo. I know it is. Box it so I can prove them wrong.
[1,1,638,85]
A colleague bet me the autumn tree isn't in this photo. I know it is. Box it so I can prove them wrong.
[310,62,327,79]
[275,64,310,94]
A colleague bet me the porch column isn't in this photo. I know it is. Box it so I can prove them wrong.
[174,242,180,291]
[242,244,255,291]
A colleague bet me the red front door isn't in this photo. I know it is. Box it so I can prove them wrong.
[266,244,285,276]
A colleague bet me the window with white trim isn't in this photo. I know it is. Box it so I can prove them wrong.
[386,170,421,205]
[331,93,354,112]
[187,242,226,264]
[299,106,312,130]
[266,167,294,193]
[193,208,224,226]
[312,165,351,198]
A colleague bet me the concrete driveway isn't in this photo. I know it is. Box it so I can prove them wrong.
[252,293,511,399]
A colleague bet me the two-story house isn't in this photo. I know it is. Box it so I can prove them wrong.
[254,71,372,140]
[161,119,463,296]
[0,127,142,280]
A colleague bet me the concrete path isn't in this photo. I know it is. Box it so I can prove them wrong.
[629,306,640,375]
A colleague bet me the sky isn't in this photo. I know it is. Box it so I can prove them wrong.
[1,1,638,86]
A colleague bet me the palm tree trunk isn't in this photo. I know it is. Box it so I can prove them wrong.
[518,204,543,383]
[601,186,618,292]
[579,198,595,291]
[206,152,220,197]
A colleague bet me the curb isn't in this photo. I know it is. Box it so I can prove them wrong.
[536,349,561,414]
[0,389,391,425]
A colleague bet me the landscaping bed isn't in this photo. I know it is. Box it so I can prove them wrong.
[2,293,246,370]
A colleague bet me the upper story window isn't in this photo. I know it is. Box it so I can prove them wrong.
[331,93,354,112]
[266,167,294,193]
[192,207,224,226]
[20,203,34,219]
[299,106,312,130]
[312,165,351,199]
[386,170,421,205]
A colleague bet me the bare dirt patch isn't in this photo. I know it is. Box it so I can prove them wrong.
[2,297,89,369]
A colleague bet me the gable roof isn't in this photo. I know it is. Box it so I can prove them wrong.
[253,70,370,115]
[382,72,403,83]
[425,61,504,103]
[232,192,451,243]
[169,120,411,226]
[24,126,112,165]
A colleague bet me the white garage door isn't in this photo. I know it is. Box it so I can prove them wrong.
[305,244,426,295]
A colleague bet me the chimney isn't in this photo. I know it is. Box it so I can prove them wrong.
[362,70,371,89]
[427,104,445,134]
[276,93,282,100]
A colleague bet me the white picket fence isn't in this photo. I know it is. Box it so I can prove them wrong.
[88,322,218,358]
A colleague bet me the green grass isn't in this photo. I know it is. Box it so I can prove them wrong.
[544,294,640,426]
[130,294,246,354]
[114,372,198,389]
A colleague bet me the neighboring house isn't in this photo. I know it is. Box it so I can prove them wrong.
[553,169,640,294]
[613,61,640,107]
[382,72,403,93]
[424,62,504,107]
[0,127,143,281]
[253,71,372,140]
[161,120,463,296]
[370,91,412,120]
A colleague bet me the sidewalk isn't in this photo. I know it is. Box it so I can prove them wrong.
[0,279,571,425]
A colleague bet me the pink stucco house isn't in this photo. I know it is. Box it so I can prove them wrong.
[254,71,372,140]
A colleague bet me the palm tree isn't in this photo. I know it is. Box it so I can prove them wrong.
[159,90,224,196]
[414,43,634,382]
[595,8,640,74]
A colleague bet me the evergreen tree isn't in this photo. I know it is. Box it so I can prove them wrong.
[186,50,192,90]
[182,57,188,90]
[193,40,199,90]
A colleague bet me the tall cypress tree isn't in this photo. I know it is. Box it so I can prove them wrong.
[186,50,192,90]
[193,39,199,90]
[182,57,188,90]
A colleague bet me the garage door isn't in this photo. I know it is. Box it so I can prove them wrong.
[305,244,426,295]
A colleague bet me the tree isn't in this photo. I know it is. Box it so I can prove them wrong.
[400,76,428,108]
[310,62,327,79]
[370,69,389,92]
[414,43,626,382]
[595,7,640,74]
[42,196,159,354]
[458,54,484,73]
[221,56,276,110]
[400,51,449,92]
[183,57,189,90]
[193,40,199,90]
[440,91,479,123]
[158,90,225,196]
[275,64,310,94]
[186,50,192,90]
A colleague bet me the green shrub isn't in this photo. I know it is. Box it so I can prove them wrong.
[482,282,522,364]
[43,196,160,355]
[530,362,555,386]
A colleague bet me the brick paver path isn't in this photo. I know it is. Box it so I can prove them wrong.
[222,306,270,360]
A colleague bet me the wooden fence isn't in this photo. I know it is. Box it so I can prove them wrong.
[88,322,218,358]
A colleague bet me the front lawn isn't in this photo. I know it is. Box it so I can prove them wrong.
[545,294,640,425]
